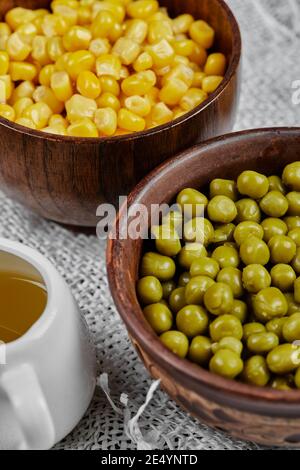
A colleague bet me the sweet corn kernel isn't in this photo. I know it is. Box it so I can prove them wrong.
[151,101,173,125]
[13,97,34,118]
[0,75,13,101]
[9,62,37,82]
[51,3,78,27]
[94,107,117,136]
[66,93,97,122]
[192,71,206,88]
[189,20,215,49]
[10,80,35,104]
[133,51,153,72]
[112,37,141,65]
[16,23,38,45]
[204,53,226,76]
[124,95,151,116]
[6,33,31,61]
[42,125,67,135]
[127,1,159,20]
[172,14,194,34]
[0,81,6,103]
[32,36,51,65]
[145,86,159,105]
[172,39,194,56]
[147,19,173,44]
[96,54,121,79]
[89,38,110,56]
[118,108,146,132]
[67,118,98,137]
[91,11,116,38]
[0,23,11,38]
[47,36,65,61]
[147,39,175,68]
[42,14,69,37]
[172,106,186,119]
[180,88,208,110]
[23,102,52,129]
[54,51,72,71]
[77,6,91,25]
[65,50,95,79]
[49,114,68,128]
[125,19,148,43]
[92,1,125,23]
[51,71,73,101]
[0,103,15,120]
[173,55,190,66]
[15,117,37,129]
[99,76,120,95]
[96,92,121,111]
[63,25,92,51]
[32,16,44,35]
[5,8,36,31]
[189,43,207,66]
[202,75,224,93]
[162,63,194,87]
[0,52,9,75]
[33,85,64,114]
[159,78,188,106]
[39,64,55,86]
[121,70,156,96]
[77,70,101,98]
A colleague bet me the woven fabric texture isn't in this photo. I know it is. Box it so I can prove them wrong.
[1,0,300,451]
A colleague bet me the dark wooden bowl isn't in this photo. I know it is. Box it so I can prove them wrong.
[0,0,241,226]
[107,128,300,447]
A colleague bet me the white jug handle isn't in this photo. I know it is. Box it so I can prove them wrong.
[0,363,55,450]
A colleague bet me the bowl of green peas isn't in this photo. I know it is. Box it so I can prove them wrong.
[107,127,300,446]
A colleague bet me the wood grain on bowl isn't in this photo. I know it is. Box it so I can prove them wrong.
[107,128,300,447]
[0,0,241,226]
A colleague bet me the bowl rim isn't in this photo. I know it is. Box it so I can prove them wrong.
[0,0,241,144]
[107,126,300,407]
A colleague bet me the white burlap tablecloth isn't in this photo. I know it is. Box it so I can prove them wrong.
[1,0,300,450]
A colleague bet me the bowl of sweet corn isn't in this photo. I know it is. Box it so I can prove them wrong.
[0,0,241,226]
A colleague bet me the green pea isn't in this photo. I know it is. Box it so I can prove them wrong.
[243,322,266,341]
[282,162,300,191]
[284,216,300,231]
[190,257,220,279]
[169,287,186,313]
[268,175,286,194]
[212,336,243,356]
[209,178,238,201]
[178,243,207,270]
[160,330,189,358]
[176,305,209,337]
[211,223,235,244]
[209,349,243,379]
[247,332,279,354]
[292,247,300,274]
[235,199,261,223]
[242,264,271,294]
[204,282,234,316]
[294,277,300,303]
[209,314,243,342]
[188,336,212,365]
[141,252,176,281]
[176,188,208,218]
[233,221,264,246]
[137,276,163,305]
[284,292,300,316]
[185,275,215,305]
[240,236,270,266]
[288,228,300,247]
[282,312,300,342]
[266,317,287,341]
[237,170,269,199]
[261,217,288,243]
[162,280,176,299]
[295,367,300,388]
[242,356,270,387]
[231,299,248,324]
[270,264,296,292]
[217,267,243,298]
[267,344,300,374]
[207,196,237,224]
[211,245,240,269]
[162,210,183,230]
[268,235,296,264]
[259,191,289,217]
[286,192,300,216]
[143,303,173,334]
[183,217,214,245]
[152,225,181,257]
[271,377,293,390]
[252,287,288,322]
[178,272,191,287]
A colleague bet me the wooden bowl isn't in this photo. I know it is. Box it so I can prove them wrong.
[107,127,300,447]
[0,0,241,227]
